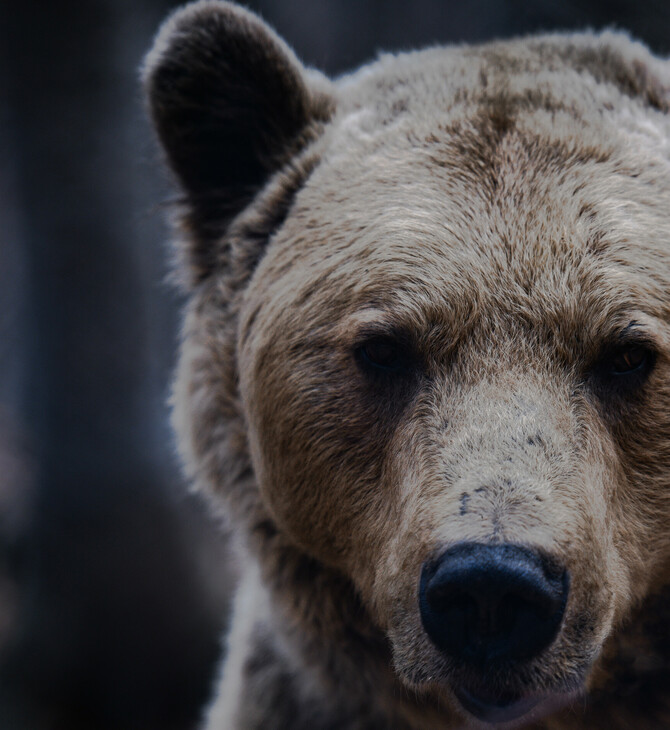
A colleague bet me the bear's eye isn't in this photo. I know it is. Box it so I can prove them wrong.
[591,342,656,398]
[609,346,650,375]
[357,338,410,373]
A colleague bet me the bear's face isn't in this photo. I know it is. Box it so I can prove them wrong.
[145,3,670,725]
[237,99,670,717]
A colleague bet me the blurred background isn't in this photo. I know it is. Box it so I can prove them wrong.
[0,1,668,728]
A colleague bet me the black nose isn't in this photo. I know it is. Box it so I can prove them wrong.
[419,543,568,667]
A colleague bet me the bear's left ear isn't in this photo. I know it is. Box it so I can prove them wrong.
[143,1,333,276]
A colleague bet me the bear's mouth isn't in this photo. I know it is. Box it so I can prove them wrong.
[453,685,543,724]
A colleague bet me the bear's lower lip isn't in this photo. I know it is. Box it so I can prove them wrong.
[454,686,542,724]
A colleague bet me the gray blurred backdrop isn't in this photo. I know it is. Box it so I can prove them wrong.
[0,1,668,728]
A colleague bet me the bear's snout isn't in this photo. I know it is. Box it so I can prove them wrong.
[419,543,569,667]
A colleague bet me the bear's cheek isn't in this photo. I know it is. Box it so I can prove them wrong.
[606,392,670,582]
[239,333,408,569]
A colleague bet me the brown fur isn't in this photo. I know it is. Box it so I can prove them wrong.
[144,2,670,727]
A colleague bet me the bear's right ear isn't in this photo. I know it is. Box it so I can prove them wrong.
[143,1,333,280]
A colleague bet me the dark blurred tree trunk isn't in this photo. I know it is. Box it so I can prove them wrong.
[0,1,232,728]
[5,1,167,487]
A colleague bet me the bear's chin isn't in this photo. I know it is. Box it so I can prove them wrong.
[454,686,543,725]
[395,650,587,727]
[451,686,579,727]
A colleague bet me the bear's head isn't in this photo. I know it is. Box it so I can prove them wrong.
[144,2,670,726]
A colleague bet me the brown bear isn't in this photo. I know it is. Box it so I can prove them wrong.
[143,2,670,727]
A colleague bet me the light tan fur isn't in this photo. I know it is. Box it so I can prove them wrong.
[144,3,670,727]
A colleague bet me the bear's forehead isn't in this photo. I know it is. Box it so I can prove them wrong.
[249,38,670,347]
[272,122,660,324]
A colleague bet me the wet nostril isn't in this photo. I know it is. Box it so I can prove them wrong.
[419,543,568,666]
